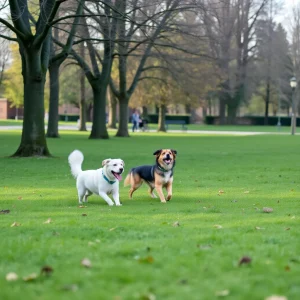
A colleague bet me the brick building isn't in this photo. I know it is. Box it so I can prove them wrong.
[0,98,24,119]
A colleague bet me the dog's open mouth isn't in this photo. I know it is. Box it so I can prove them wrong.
[163,158,172,165]
[112,171,122,181]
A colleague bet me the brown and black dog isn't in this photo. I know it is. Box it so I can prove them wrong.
[124,149,177,203]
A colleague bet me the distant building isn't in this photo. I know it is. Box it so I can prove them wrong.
[0,98,24,119]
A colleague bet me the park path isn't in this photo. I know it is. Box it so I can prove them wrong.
[0,124,291,135]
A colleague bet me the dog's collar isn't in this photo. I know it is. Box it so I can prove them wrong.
[156,164,169,172]
[102,171,116,184]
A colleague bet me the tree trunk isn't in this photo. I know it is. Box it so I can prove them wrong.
[116,97,130,137]
[108,88,117,129]
[142,106,148,119]
[157,104,167,132]
[90,84,109,139]
[219,97,226,125]
[87,103,93,122]
[47,61,60,138]
[13,64,50,157]
[264,81,270,125]
[79,66,87,131]
[227,104,238,125]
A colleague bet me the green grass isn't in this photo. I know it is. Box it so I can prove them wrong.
[0,119,293,132]
[0,131,300,300]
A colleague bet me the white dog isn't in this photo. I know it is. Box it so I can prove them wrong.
[68,150,125,206]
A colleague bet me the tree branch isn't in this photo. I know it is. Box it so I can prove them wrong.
[34,0,67,48]
[0,17,26,39]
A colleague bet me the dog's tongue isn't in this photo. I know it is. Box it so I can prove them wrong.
[114,173,122,181]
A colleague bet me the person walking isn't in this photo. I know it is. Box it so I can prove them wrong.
[132,110,140,132]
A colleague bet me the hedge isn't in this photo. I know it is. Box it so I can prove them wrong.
[205,116,298,126]
[59,114,80,122]
[146,114,190,124]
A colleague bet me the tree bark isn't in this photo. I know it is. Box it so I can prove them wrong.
[13,52,50,156]
[47,61,60,138]
[227,104,239,125]
[108,87,117,129]
[116,97,130,137]
[264,81,270,125]
[90,84,109,139]
[79,64,87,131]
[157,104,166,132]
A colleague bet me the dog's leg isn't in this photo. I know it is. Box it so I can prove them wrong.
[112,190,122,206]
[78,192,85,205]
[84,190,92,203]
[166,180,173,201]
[98,191,114,206]
[148,187,157,198]
[155,183,166,203]
[129,174,142,199]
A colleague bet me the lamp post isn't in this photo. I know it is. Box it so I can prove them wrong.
[290,77,297,135]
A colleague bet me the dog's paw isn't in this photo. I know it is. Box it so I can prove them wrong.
[166,195,172,201]
[160,200,167,203]
[108,202,115,206]
[151,194,157,198]
[116,203,122,206]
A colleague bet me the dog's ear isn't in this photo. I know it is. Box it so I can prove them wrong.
[102,159,111,166]
[153,149,162,156]
[171,149,177,155]
[121,160,125,166]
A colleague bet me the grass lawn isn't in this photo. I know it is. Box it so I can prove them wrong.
[0,131,300,300]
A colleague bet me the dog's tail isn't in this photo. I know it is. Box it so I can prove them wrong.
[124,172,132,187]
[68,150,84,179]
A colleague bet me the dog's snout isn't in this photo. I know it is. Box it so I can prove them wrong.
[119,168,124,172]
[166,154,171,159]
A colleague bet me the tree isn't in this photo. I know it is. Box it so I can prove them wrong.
[111,0,195,137]
[70,0,120,139]
[47,0,83,137]
[0,0,68,156]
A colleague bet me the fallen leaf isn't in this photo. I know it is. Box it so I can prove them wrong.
[172,221,180,227]
[78,205,87,208]
[198,244,212,250]
[284,265,290,272]
[265,296,287,300]
[138,256,154,264]
[244,191,250,194]
[239,256,252,266]
[218,190,225,194]
[178,279,188,285]
[263,207,273,213]
[139,292,156,300]
[0,209,10,214]
[6,272,18,281]
[23,273,38,281]
[81,258,92,268]
[255,227,264,230]
[52,231,60,236]
[17,196,23,200]
[82,214,87,217]
[213,224,223,229]
[62,284,78,291]
[109,227,116,231]
[285,227,290,231]
[215,290,230,297]
[43,218,52,224]
[10,222,21,227]
[41,265,53,276]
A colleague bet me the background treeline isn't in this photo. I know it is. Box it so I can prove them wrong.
[0,0,299,156]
